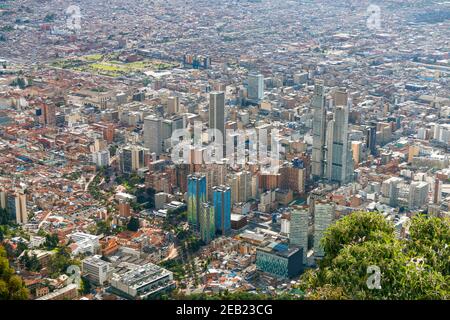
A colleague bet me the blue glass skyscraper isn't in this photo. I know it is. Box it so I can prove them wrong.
[187,174,207,229]
[213,185,231,235]
[200,202,215,243]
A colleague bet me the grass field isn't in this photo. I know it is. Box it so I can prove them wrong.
[51,53,178,77]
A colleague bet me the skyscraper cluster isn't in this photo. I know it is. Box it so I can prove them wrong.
[188,174,231,243]
[311,81,354,184]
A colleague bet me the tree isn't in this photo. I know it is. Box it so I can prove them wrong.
[0,208,10,225]
[127,217,140,232]
[27,254,41,272]
[406,215,450,276]
[109,145,117,157]
[297,212,450,300]
[96,220,112,236]
[79,276,92,295]
[47,247,78,278]
[0,246,29,300]
[45,234,59,249]
[320,211,395,265]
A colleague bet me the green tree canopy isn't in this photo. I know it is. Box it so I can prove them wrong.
[298,212,450,300]
[0,246,29,300]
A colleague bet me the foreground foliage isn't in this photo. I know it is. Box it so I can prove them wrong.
[0,246,29,300]
[298,212,450,300]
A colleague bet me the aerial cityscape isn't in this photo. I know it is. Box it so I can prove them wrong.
[0,0,449,302]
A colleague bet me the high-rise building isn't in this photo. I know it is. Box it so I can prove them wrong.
[144,115,163,156]
[311,81,327,180]
[42,103,56,127]
[247,73,264,100]
[92,150,110,168]
[236,171,252,203]
[103,124,115,143]
[289,207,308,263]
[187,174,207,229]
[327,93,354,184]
[280,163,306,194]
[313,202,335,258]
[5,191,28,224]
[119,145,146,174]
[381,177,402,207]
[433,178,442,205]
[213,185,231,235]
[226,174,239,204]
[409,181,429,209]
[0,190,6,210]
[199,202,215,243]
[365,123,377,156]
[209,91,225,142]
[351,141,362,165]
[167,96,180,115]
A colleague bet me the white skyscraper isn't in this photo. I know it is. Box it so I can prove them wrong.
[209,91,225,146]
[409,181,429,209]
[92,149,110,168]
[144,115,162,156]
[327,91,354,184]
[311,81,327,179]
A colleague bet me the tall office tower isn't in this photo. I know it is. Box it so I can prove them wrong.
[351,141,362,165]
[365,123,377,156]
[0,190,6,209]
[119,147,132,174]
[167,96,180,115]
[42,103,56,127]
[92,149,110,168]
[103,124,115,143]
[172,115,185,131]
[131,146,146,172]
[311,81,327,180]
[389,182,400,207]
[236,171,252,203]
[328,93,354,184]
[433,178,442,205]
[213,185,231,235]
[144,115,163,156]
[119,145,146,174]
[280,164,306,194]
[313,202,335,258]
[325,118,335,181]
[209,91,225,141]
[187,174,207,229]
[226,174,239,204]
[16,192,28,224]
[199,202,215,243]
[162,119,173,143]
[408,181,429,209]
[247,73,264,100]
[289,207,308,264]
[5,192,28,224]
